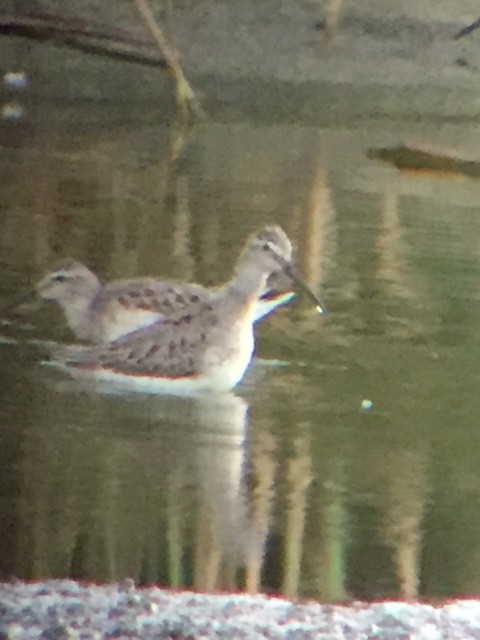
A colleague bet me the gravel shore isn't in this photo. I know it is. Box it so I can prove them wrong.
[1,580,480,639]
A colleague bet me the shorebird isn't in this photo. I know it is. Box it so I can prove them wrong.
[49,226,325,394]
[35,259,296,343]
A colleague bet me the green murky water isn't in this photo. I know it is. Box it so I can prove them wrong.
[2,66,480,602]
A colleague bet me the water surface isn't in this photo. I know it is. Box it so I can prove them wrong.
[1,72,480,601]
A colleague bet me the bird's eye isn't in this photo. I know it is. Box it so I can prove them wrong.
[52,274,66,283]
[262,242,271,252]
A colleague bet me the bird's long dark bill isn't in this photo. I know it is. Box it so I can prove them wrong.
[275,256,326,315]
[0,290,37,315]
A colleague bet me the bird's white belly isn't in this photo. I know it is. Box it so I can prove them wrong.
[201,319,255,391]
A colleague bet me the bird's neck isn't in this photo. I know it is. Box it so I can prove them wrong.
[61,286,101,339]
[222,263,269,310]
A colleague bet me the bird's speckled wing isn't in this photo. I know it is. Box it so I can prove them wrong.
[89,279,213,342]
[100,278,210,316]
[57,305,214,379]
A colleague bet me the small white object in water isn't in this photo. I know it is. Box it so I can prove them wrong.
[2,102,25,120]
[361,399,373,411]
[3,71,30,90]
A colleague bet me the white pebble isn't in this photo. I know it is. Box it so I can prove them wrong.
[3,71,30,90]
[2,103,25,120]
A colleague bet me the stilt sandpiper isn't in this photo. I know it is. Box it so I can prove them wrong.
[30,258,295,343]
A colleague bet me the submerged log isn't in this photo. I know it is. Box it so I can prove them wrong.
[367,145,480,179]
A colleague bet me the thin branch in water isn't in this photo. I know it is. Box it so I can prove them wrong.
[0,12,167,68]
[454,18,480,40]
[0,12,154,47]
[132,0,204,120]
